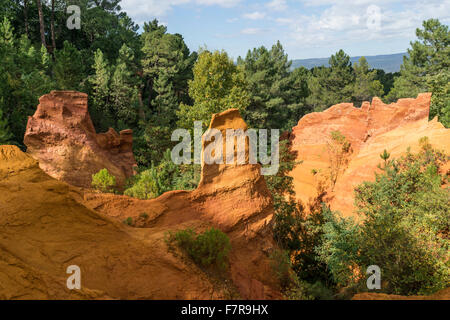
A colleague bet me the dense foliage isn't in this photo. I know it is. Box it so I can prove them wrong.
[318,140,450,295]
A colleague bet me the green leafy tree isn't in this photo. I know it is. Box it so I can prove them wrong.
[428,70,449,127]
[177,50,250,128]
[0,17,53,147]
[110,44,140,128]
[141,19,195,112]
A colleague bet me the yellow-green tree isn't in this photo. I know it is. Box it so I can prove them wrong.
[177,50,250,128]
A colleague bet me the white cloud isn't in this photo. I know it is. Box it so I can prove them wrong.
[275,17,293,25]
[241,28,266,35]
[266,0,287,11]
[195,0,241,7]
[226,17,238,23]
[278,0,450,48]
[120,0,241,25]
[243,11,266,20]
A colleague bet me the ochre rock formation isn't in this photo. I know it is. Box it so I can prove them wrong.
[24,91,136,188]
[82,108,278,299]
[0,146,223,299]
[1,108,279,299]
[289,93,450,217]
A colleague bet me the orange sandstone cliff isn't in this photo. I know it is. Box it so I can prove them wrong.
[0,102,279,299]
[24,91,136,188]
[289,93,450,217]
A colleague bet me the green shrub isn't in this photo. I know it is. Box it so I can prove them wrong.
[124,167,161,199]
[123,217,133,225]
[172,164,201,190]
[91,168,116,193]
[124,149,200,199]
[269,249,294,289]
[169,228,231,272]
[139,212,149,219]
[318,140,450,295]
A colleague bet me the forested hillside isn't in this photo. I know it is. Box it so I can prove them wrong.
[0,1,448,161]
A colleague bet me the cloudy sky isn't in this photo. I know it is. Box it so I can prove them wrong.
[120,0,450,60]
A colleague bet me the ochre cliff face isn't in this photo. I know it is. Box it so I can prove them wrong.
[1,106,279,299]
[24,91,136,188]
[289,93,450,217]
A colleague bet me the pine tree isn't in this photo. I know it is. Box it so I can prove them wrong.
[387,19,449,127]
[53,41,84,90]
[306,50,355,111]
[89,49,112,130]
[110,44,139,128]
[352,57,384,106]
[0,107,12,144]
[238,41,309,130]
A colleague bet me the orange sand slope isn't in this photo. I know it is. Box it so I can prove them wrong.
[289,93,450,217]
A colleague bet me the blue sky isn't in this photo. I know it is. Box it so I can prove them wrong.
[120,0,450,60]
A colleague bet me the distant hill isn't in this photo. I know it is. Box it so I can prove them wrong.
[291,52,407,73]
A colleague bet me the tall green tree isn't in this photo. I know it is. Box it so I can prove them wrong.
[177,49,250,128]
[0,17,53,147]
[238,41,309,130]
[110,43,140,128]
[0,107,13,144]
[306,50,354,111]
[141,19,195,112]
[387,19,449,127]
[89,48,112,130]
[53,40,84,90]
[351,57,384,106]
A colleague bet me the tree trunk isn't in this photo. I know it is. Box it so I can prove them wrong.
[50,0,56,51]
[23,0,29,37]
[36,0,47,48]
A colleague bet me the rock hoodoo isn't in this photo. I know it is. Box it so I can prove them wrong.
[24,91,136,188]
[289,93,450,217]
[82,108,278,299]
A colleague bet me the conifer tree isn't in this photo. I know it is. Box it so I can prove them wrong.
[352,57,384,106]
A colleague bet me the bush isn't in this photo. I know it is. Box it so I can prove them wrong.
[269,249,294,289]
[124,150,200,199]
[91,168,116,193]
[124,166,161,199]
[123,217,133,226]
[168,228,231,272]
[318,139,450,295]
